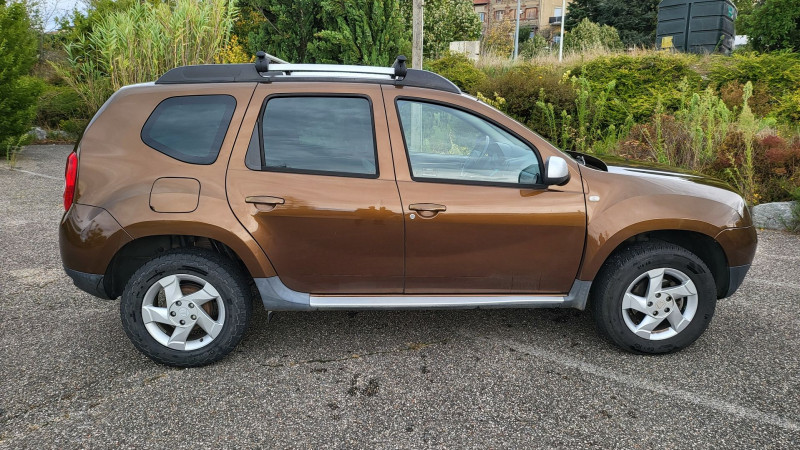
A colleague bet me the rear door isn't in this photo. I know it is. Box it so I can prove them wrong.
[227,84,404,294]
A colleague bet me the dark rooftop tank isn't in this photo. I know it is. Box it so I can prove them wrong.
[656,0,737,54]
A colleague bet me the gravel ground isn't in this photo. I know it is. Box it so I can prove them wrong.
[1,145,798,448]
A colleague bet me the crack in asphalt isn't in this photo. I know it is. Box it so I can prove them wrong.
[257,339,447,368]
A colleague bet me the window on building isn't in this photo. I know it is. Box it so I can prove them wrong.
[494,10,504,20]
[479,12,485,22]
[525,7,538,20]
[554,7,563,17]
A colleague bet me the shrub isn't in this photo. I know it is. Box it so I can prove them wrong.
[708,52,800,120]
[426,52,486,94]
[572,53,703,124]
[482,18,515,57]
[518,34,550,59]
[36,85,85,128]
[475,64,576,142]
[563,18,623,54]
[59,119,90,139]
[0,2,43,156]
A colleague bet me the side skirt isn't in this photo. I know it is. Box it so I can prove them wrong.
[255,278,592,311]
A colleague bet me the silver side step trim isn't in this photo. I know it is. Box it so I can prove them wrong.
[310,295,568,310]
[255,278,592,311]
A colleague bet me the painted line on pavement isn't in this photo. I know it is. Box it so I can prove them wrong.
[471,335,800,432]
[1,166,61,181]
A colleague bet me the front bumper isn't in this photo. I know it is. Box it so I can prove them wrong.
[725,264,751,298]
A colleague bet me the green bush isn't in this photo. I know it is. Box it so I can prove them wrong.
[708,52,800,120]
[572,53,703,124]
[563,18,623,54]
[425,52,486,93]
[59,119,90,138]
[37,85,85,128]
[518,35,550,59]
[475,64,577,141]
[0,2,43,156]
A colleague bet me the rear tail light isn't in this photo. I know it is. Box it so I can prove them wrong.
[64,152,78,210]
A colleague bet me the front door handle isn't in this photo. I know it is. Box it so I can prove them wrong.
[409,203,447,212]
[246,196,285,206]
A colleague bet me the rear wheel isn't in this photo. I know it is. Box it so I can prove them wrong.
[120,249,251,367]
[591,242,717,354]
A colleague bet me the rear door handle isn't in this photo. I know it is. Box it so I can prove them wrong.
[409,203,447,212]
[246,196,285,205]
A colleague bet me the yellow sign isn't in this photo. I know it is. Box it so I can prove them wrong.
[661,36,674,50]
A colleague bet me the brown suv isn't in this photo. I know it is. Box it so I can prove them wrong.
[60,54,756,367]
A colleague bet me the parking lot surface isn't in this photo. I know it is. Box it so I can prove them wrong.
[1,145,798,448]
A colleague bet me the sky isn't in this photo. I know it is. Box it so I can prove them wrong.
[37,0,85,31]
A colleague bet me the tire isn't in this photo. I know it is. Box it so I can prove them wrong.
[120,248,252,367]
[591,241,717,354]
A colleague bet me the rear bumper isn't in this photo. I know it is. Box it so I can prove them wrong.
[724,264,751,298]
[64,267,113,299]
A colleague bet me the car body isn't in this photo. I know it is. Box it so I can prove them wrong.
[59,55,757,366]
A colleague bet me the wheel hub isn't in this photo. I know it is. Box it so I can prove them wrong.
[168,301,198,327]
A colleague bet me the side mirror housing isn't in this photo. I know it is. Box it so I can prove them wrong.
[543,156,570,186]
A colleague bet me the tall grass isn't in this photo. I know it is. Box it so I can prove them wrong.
[56,0,237,113]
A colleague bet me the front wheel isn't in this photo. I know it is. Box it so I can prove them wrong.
[591,242,717,354]
[120,249,252,367]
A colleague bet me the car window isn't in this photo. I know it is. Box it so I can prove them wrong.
[396,100,541,185]
[260,96,377,177]
[141,95,236,165]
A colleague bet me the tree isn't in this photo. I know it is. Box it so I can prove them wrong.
[566,0,659,48]
[739,0,800,51]
[0,0,43,154]
[482,17,515,57]
[565,0,600,30]
[310,0,409,66]
[564,18,623,54]
[420,0,482,58]
[237,0,325,63]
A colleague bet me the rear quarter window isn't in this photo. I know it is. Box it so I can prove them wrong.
[141,95,236,165]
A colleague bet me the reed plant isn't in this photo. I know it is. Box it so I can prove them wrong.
[56,0,238,114]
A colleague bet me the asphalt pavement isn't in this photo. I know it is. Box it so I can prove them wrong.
[1,145,798,448]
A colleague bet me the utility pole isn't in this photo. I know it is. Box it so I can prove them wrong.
[558,0,566,62]
[412,0,424,69]
[513,0,521,59]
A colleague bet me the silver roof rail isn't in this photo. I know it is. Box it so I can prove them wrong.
[155,54,460,93]
[255,52,407,80]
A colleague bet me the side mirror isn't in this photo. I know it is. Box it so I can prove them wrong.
[543,156,570,186]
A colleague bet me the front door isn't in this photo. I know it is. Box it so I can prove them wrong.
[227,84,404,294]
[383,88,586,294]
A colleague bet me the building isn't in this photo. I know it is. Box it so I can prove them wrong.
[473,0,571,40]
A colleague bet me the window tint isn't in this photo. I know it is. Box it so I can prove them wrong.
[261,96,377,177]
[141,95,236,165]
[396,100,541,185]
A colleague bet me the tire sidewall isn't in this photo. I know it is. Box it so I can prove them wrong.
[120,251,250,367]
[597,247,717,354]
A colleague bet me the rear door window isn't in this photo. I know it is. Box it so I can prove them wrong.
[257,96,378,178]
[141,95,236,164]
